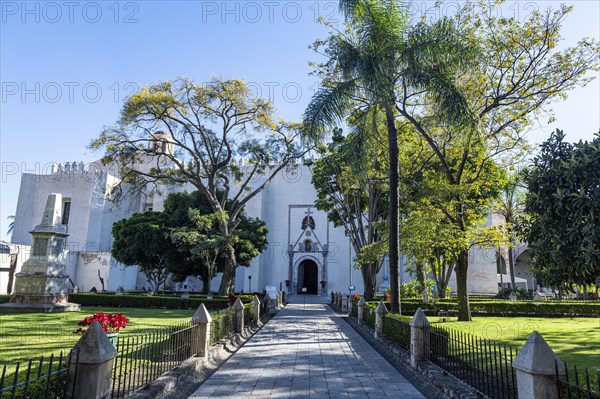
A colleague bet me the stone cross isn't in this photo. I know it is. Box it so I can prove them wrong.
[305,207,313,219]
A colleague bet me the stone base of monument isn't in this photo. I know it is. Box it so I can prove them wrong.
[1,193,81,313]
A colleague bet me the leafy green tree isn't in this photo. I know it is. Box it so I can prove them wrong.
[397,126,507,307]
[312,128,388,299]
[304,0,476,313]
[394,2,598,320]
[163,191,268,294]
[112,212,172,293]
[522,129,600,291]
[92,77,309,294]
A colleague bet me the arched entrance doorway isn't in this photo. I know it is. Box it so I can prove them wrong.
[297,259,318,294]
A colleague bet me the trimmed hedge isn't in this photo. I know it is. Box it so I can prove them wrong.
[382,313,410,349]
[368,299,600,317]
[0,293,259,310]
[69,293,233,310]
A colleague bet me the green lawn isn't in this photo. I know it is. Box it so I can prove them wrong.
[394,314,600,373]
[0,307,196,365]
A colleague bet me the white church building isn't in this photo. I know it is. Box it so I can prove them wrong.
[2,134,503,296]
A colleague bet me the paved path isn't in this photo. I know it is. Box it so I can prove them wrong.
[189,295,425,399]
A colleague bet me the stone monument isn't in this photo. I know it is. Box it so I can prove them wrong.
[0,193,80,313]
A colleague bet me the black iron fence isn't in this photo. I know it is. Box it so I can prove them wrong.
[556,361,600,399]
[428,325,518,399]
[0,350,79,399]
[111,320,200,399]
[111,303,262,398]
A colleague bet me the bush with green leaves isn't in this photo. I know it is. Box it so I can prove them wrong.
[496,288,533,300]
[368,299,600,317]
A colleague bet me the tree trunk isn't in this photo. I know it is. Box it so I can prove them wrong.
[508,245,516,291]
[386,108,400,314]
[218,243,237,295]
[6,253,17,294]
[361,263,376,300]
[437,280,449,299]
[455,250,471,321]
[200,268,212,295]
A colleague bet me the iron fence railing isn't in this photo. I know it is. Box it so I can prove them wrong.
[428,325,518,399]
[111,320,200,399]
[557,361,600,399]
[0,350,79,399]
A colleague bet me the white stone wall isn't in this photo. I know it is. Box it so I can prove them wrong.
[10,160,501,295]
[0,244,30,295]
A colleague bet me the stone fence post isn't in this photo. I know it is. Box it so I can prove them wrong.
[512,331,565,399]
[265,293,275,315]
[347,295,353,316]
[341,294,348,312]
[357,296,366,326]
[337,292,342,309]
[66,321,117,399]
[251,295,261,324]
[375,300,388,338]
[232,297,245,333]
[410,307,430,368]
[192,303,212,357]
[277,291,283,309]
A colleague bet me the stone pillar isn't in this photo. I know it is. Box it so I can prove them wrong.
[341,294,348,312]
[347,295,353,317]
[251,295,261,324]
[1,193,80,313]
[264,293,274,315]
[192,303,212,357]
[277,291,283,309]
[336,292,341,309]
[410,307,430,368]
[66,322,117,399]
[357,296,366,325]
[375,300,388,338]
[232,297,245,333]
[512,331,565,399]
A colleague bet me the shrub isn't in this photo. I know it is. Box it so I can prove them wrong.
[69,293,234,310]
[382,314,410,349]
[0,295,9,304]
[367,299,600,317]
[496,288,533,300]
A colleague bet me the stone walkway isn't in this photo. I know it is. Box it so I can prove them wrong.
[188,295,425,399]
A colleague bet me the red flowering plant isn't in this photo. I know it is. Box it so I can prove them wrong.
[73,312,129,334]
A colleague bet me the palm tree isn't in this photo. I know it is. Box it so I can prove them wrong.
[6,215,15,237]
[303,0,476,313]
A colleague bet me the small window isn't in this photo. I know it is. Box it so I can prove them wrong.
[143,203,153,212]
[62,201,71,225]
[304,239,312,252]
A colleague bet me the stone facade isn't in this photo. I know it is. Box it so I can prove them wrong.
[6,155,502,296]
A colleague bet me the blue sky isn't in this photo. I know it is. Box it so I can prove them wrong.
[1,0,599,240]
